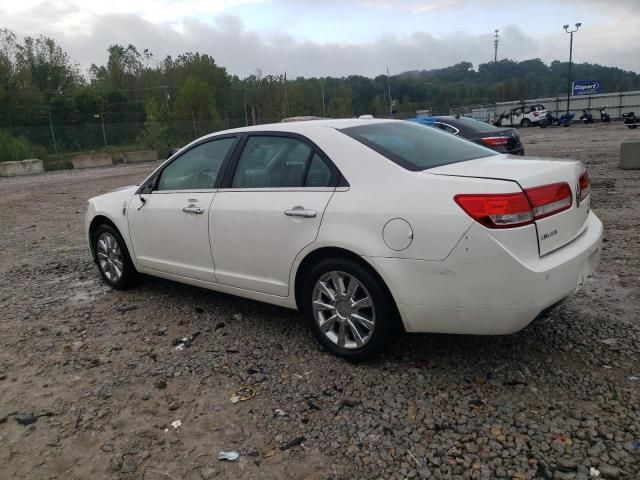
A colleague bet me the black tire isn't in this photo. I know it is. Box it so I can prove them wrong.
[539,119,548,128]
[520,118,531,128]
[302,257,400,360]
[629,125,638,129]
[92,223,136,290]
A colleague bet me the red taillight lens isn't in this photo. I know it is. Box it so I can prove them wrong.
[480,136,509,147]
[454,182,573,228]
[454,193,533,228]
[525,182,573,220]
[579,171,590,202]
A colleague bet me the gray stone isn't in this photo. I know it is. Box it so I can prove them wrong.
[620,139,640,169]
[598,466,620,478]
[121,454,137,473]
[200,467,220,479]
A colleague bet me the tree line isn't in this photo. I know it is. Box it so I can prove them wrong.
[1,27,639,158]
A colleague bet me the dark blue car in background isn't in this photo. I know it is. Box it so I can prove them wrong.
[409,115,525,155]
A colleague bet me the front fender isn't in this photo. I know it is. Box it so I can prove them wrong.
[85,187,137,263]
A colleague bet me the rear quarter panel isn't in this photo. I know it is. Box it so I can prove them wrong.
[307,128,531,261]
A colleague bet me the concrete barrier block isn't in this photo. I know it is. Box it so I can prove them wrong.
[71,153,113,169]
[0,159,44,177]
[620,139,640,170]
[123,150,158,164]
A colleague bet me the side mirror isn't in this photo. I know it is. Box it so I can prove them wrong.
[138,175,156,195]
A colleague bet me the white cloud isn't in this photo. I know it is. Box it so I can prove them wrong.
[1,0,638,77]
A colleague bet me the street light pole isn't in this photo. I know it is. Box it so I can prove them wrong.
[563,23,581,114]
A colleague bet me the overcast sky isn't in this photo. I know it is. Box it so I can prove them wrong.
[2,0,639,77]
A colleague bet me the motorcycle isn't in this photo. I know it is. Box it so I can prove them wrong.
[622,111,639,129]
[580,109,594,124]
[539,112,574,128]
[599,107,611,123]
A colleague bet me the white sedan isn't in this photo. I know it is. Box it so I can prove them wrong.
[86,119,602,359]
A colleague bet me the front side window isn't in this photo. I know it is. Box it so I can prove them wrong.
[340,121,496,171]
[232,136,332,188]
[156,137,235,191]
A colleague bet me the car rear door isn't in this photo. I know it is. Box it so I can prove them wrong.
[210,133,338,296]
[128,136,237,282]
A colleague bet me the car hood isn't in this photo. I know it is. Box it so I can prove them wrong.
[112,184,138,193]
[89,185,137,204]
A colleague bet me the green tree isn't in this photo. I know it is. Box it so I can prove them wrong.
[328,84,353,117]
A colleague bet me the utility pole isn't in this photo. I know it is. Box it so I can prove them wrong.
[48,111,57,154]
[563,23,582,114]
[100,113,107,147]
[493,30,499,63]
[242,82,248,127]
[163,85,170,109]
[321,80,326,117]
[386,66,392,116]
[192,110,198,139]
[283,71,287,118]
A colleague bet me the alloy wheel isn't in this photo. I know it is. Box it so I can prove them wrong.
[312,271,376,349]
[97,232,124,282]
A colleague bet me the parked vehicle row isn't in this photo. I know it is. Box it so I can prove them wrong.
[540,112,575,128]
[494,104,634,128]
[86,118,602,359]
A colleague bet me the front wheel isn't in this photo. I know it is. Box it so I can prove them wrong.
[302,258,400,360]
[520,118,531,128]
[93,224,136,289]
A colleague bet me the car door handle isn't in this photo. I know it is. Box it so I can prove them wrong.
[182,204,204,215]
[284,207,317,218]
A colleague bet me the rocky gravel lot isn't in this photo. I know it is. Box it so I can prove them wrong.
[0,122,639,480]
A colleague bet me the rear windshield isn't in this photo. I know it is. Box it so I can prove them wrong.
[340,121,496,171]
[454,117,501,132]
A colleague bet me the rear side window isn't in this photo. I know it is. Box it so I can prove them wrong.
[232,136,332,188]
[340,122,496,171]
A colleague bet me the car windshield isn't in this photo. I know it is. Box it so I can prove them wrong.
[340,121,496,171]
[452,117,502,132]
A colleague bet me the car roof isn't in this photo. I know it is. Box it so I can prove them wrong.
[200,118,398,140]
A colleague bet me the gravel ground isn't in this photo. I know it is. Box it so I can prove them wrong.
[0,122,638,480]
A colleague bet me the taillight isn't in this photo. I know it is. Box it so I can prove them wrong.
[525,182,573,220]
[533,111,539,117]
[480,137,509,147]
[579,171,590,202]
[454,182,573,228]
[454,193,533,228]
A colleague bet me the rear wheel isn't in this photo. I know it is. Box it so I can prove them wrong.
[302,258,399,360]
[520,118,531,128]
[93,224,136,290]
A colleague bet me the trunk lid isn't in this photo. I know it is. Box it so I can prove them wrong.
[429,155,590,256]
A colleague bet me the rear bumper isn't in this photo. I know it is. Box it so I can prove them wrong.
[367,211,602,335]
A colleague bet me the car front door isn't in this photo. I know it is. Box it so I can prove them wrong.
[128,136,237,282]
[210,134,338,296]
